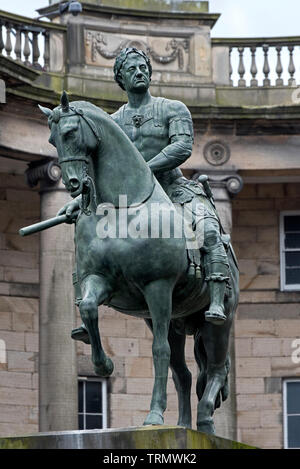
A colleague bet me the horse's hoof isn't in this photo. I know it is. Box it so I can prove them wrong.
[205,311,226,326]
[197,418,215,435]
[177,421,192,429]
[94,357,114,377]
[143,410,164,426]
[71,326,90,344]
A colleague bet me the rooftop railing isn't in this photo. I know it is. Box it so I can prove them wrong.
[0,10,66,71]
[212,37,300,88]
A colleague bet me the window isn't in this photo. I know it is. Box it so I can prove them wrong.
[280,212,300,291]
[283,380,300,449]
[78,377,108,430]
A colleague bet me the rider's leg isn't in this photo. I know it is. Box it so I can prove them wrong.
[202,220,230,326]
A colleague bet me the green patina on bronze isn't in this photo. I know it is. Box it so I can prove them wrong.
[24,48,239,435]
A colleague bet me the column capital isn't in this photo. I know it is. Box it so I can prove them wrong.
[26,158,61,189]
[194,170,244,198]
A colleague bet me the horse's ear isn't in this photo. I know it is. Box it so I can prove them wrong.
[38,104,52,118]
[61,91,69,113]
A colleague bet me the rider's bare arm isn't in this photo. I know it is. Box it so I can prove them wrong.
[147,100,193,173]
[56,194,82,217]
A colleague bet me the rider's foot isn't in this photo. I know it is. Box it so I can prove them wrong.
[71,325,90,344]
[205,305,227,326]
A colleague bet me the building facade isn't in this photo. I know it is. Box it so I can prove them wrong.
[0,0,300,449]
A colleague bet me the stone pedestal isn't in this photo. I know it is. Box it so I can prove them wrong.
[0,426,255,449]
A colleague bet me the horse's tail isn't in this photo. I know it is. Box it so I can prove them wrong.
[194,328,231,410]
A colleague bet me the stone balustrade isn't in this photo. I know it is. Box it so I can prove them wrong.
[0,10,66,71]
[212,37,300,88]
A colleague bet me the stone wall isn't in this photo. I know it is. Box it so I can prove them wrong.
[0,163,39,436]
[232,183,300,449]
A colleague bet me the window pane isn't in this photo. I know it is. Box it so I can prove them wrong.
[288,416,300,448]
[285,216,300,232]
[78,414,84,430]
[287,382,300,414]
[86,382,102,413]
[78,381,83,413]
[85,414,103,430]
[286,268,300,285]
[285,233,300,249]
[285,252,300,267]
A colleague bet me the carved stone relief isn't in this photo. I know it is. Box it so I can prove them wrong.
[85,30,190,72]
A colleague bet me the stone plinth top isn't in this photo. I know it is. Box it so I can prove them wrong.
[49,0,209,13]
[0,425,256,449]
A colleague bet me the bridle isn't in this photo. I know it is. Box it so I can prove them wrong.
[51,105,100,215]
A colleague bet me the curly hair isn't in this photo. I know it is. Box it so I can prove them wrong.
[113,47,152,90]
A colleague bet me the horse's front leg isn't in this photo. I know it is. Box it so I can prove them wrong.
[142,279,174,426]
[79,274,113,377]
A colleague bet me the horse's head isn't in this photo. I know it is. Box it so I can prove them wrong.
[39,92,100,202]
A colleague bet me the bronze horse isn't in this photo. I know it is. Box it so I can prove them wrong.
[39,93,239,434]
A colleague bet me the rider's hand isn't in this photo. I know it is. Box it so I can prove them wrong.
[56,196,81,223]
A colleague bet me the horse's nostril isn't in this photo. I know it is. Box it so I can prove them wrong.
[69,178,80,189]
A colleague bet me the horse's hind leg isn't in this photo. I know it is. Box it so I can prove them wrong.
[196,314,233,434]
[142,279,174,426]
[169,324,192,428]
[145,319,192,428]
[79,274,113,377]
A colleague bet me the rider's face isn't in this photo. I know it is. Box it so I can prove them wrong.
[121,54,150,94]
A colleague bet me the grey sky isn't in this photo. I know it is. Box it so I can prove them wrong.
[1,0,300,38]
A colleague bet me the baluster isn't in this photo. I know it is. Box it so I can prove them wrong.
[0,22,4,55]
[288,45,296,86]
[14,26,22,63]
[263,44,271,86]
[23,28,31,66]
[250,46,258,87]
[229,47,233,86]
[43,30,50,71]
[275,45,283,86]
[32,31,41,69]
[238,47,246,87]
[5,23,12,57]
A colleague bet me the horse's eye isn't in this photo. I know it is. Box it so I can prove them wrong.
[64,128,76,138]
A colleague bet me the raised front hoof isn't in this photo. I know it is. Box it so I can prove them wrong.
[94,357,114,378]
[71,326,90,344]
[197,418,215,435]
[205,310,227,326]
[143,410,164,426]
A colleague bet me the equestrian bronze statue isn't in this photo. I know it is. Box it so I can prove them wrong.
[22,48,239,434]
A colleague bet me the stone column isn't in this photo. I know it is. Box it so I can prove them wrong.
[194,170,243,441]
[27,159,78,431]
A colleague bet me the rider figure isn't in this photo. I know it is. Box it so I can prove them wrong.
[60,47,230,329]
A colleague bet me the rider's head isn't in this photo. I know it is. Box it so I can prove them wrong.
[114,47,152,91]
